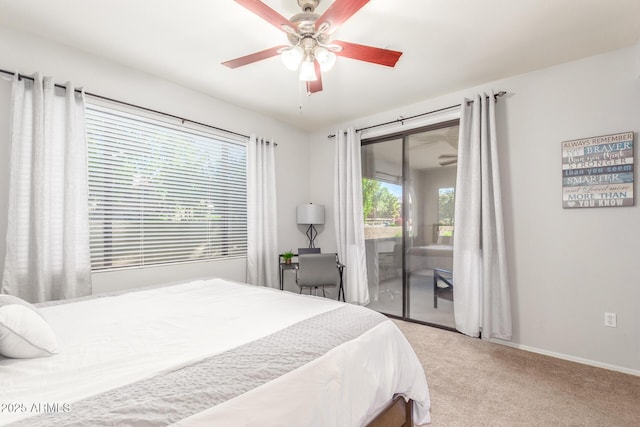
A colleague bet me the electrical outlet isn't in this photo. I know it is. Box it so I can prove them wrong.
[604,312,617,328]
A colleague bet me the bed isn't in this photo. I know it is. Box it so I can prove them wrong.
[407,244,453,273]
[407,225,454,275]
[0,278,430,426]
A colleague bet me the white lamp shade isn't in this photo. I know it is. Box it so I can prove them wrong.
[299,60,317,81]
[281,46,303,71]
[297,203,325,225]
[315,47,336,72]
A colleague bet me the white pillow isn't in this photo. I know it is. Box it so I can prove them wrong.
[0,294,44,318]
[0,303,58,359]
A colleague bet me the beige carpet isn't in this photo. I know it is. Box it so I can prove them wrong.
[393,320,640,426]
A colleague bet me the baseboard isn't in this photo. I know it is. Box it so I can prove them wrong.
[490,339,640,377]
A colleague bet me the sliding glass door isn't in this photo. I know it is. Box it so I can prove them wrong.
[363,121,459,329]
[362,139,404,316]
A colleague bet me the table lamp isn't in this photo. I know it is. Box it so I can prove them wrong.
[296,203,324,248]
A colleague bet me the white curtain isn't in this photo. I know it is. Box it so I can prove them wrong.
[334,128,369,305]
[246,135,278,287]
[1,74,91,302]
[453,91,511,340]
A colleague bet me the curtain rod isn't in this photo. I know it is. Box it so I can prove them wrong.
[327,90,507,139]
[0,68,251,140]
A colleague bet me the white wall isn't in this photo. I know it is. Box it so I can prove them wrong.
[309,45,640,374]
[0,26,311,294]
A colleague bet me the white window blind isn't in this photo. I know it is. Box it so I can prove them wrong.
[86,103,247,271]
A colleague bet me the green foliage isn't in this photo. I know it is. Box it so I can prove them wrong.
[282,250,294,260]
[438,187,455,226]
[362,178,400,221]
[362,178,378,220]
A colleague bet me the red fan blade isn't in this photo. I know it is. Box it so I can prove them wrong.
[222,45,287,68]
[333,40,402,67]
[234,0,292,33]
[316,0,370,34]
[306,61,323,94]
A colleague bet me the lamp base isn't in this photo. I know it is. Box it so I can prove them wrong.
[306,224,318,248]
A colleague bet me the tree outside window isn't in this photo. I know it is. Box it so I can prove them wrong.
[362,178,402,239]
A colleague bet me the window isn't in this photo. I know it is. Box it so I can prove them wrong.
[86,103,247,271]
[438,187,455,237]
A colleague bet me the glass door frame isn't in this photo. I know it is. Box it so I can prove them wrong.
[362,119,459,331]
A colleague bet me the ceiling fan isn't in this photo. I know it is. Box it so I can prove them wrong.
[438,154,457,166]
[222,0,403,95]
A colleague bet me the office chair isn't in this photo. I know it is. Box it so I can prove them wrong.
[296,253,339,298]
[298,247,321,255]
[378,242,402,301]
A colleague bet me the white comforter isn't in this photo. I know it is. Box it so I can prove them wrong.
[0,278,430,426]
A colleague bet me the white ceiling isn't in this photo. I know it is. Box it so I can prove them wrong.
[1,0,639,132]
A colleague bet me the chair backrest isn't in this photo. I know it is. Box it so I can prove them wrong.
[298,247,321,255]
[297,253,338,287]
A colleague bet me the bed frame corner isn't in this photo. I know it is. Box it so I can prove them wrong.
[366,395,414,427]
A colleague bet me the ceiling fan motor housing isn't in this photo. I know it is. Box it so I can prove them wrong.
[288,12,321,40]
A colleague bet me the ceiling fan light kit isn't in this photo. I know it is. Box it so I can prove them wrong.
[223,0,403,94]
[279,32,339,80]
[280,46,304,71]
[315,47,337,71]
[299,58,318,81]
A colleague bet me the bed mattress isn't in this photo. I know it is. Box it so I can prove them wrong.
[0,278,430,426]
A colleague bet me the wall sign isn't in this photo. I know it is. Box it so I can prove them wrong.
[562,131,634,208]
